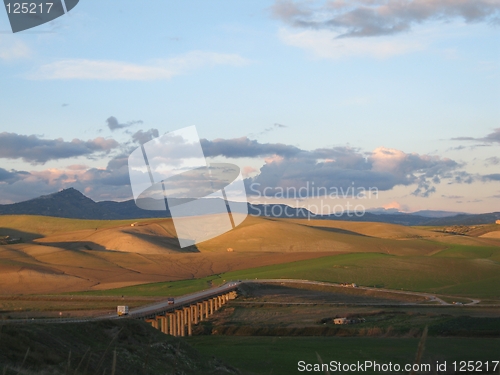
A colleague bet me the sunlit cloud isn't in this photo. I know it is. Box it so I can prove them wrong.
[27,51,251,80]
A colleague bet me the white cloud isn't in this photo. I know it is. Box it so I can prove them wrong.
[0,37,31,61]
[27,51,250,80]
[278,27,425,59]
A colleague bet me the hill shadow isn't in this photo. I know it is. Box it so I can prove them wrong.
[304,225,372,237]
[36,237,200,253]
[121,230,200,253]
[33,240,107,251]
[0,228,43,242]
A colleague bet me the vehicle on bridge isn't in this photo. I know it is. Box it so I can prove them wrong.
[167,297,175,305]
[117,305,129,316]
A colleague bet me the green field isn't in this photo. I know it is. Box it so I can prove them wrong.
[70,275,222,297]
[73,243,500,299]
[186,336,500,375]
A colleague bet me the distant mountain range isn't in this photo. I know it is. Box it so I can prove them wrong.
[366,208,466,218]
[0,188,499,226]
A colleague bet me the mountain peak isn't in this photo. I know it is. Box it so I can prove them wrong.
[0,187,109,219]
[38,187,93,202]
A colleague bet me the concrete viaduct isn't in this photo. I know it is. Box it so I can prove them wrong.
[1,279,475,328]
[143,290,237,337]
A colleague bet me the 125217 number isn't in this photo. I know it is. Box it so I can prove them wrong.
[5,2,54,14]
[453,361,499,373]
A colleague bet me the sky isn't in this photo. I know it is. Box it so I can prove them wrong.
[0,0,499,214]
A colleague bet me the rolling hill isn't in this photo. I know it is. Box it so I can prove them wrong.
[1,212,499,295]
[1,188,499,295]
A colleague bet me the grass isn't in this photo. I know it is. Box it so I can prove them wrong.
[7,214,494,300]
[218,250,500,298]
[432,244,500,259]
[207,303,500,338]
[73,242,500,299]
[71,275,222,297]
[186,336,500,375]
[0,295,163,319]
[193,283,500,339]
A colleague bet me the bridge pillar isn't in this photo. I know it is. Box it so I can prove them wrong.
[184,307,192,336]
[148,318,159,329]
[190,305,197,325]
[204,301,209,318]
[180,309,186,337]
[176,310,183,337]
[197,302,204,321]
[193,304,198,324]
[167,313,175,336]
[209,299,214,314]
[158,316,167,334]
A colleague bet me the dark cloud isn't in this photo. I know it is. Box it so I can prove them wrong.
[483,174,500,181]
[486,156,500,166]
[412,183,436,198]
[200,137,465,198]
[106,116,143,131]
[132,128,159,145]
[0,151,135,204]
[201,137,301,158]
[81,166,131,188]
[452,171,474,184]
[198,137,463,198]
[272,0,500,38]
[0,135,479,203]
[0,170,133,204]
[0,132,119,164]
[446,145,466,151]
[452,128,500,144]
[482,128,500,143]
[0,168,27,184]
[451,137,475,141]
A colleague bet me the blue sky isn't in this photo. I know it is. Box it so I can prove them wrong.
[0,0,499,213]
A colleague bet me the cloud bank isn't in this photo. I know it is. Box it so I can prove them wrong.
[0,133,487,203]
[0,132,119,164]
[453,128,500,144]
[272,0,500,38]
